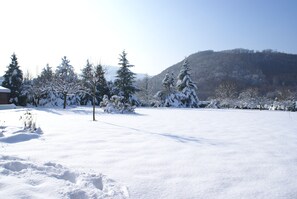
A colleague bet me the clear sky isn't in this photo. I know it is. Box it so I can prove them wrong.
[0,0,297,77]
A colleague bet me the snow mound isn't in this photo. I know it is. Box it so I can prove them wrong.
[0,155,129,199]
[0,126,42,143]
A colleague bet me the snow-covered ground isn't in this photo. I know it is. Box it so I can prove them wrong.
[1,107,297,199]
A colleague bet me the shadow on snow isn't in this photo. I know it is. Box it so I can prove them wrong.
[99,121,213,145]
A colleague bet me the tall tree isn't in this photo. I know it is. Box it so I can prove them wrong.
[81,61,109,105]
[33,64,54,106]
[2,53,23,105]
[39,64,54,84]
[81,60,109,121]
[53,56,81,109]
[21,71,33,106]
[81,60,94,105]
[114,50,137,103]
[176,58,199,107]
[95,64,109,102]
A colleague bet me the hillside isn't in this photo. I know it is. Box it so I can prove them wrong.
[149,49,297,100]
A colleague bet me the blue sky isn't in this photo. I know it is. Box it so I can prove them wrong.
[0,0,296,76]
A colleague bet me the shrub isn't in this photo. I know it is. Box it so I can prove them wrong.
[100,95,135,113]
[20,111,36,132]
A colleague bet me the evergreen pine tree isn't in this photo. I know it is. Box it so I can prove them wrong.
[176,58,199,107]
[155,71,184,107]
[162,72,175,92]
[20,72,33,106]
[81,60,109,120]
[114,50,137,103]
[39,64,54,84]
[35,64,54,106]
[95,64,109,102]
[2,53,24,105]
[81,60,94,105]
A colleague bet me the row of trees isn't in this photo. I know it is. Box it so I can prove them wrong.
[2,52,201,111]
[211,80,297,111]
[2,51,138,117]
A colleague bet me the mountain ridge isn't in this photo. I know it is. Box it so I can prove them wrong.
[149,49,297,100]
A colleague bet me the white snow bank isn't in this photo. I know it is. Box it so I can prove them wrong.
[0,155,129,199]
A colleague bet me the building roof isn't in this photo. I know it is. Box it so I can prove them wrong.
[0,86,11,93]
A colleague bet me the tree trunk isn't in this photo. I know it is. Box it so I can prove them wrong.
[63,93,67,109]
[92,89,96,121]
[37,97,40,107]
[93,96,96,121]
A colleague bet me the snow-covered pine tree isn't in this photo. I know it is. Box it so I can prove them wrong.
[37,64,56,106]
[95,64,109,102]
[22,68,53,107]
[31,64,54,106]
[176,58,199,108]
[80,60,94,105]
[162,72,175,92]
[37,64,54,85]
[81,60,109,120]
[81,61,109,105]
[114,50,137,104]
[155,72,184,107]
[53,56,81,109]
[24,77,42,106]
[2,53,24,105]
[20,72,33,106]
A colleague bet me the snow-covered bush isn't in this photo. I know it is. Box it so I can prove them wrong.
[154,59,200,108]
[154,90,185,107]
[100,95,135,113]
[20,111,36,132]
[269,100,296,111]
[154,72,185,107]
[206,96,296,112]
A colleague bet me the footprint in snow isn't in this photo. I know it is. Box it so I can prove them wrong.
[0,155,129,199]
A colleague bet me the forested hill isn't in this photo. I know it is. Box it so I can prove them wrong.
[149,49,297,100]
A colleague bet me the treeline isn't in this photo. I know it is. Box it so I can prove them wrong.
[1,51,138,113]
[1,52,200,111]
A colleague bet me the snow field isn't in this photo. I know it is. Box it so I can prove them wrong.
[1,107,297,198]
